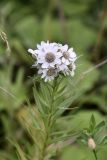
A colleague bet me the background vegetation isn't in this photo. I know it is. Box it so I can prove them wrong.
[0,0,107,159]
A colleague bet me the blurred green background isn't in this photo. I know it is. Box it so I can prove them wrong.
[0,0,107,159]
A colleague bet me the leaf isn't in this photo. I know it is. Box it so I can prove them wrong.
[95,121,105,133]
[33,87,46,115]
[9,139,28,160]
[0,65,27,111]
[89,115,96,132]
[40,81,52,106]
[17,107,45,153]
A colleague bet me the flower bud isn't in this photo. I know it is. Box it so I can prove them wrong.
[88,138,96,150]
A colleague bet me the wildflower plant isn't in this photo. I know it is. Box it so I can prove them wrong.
[14,41,106,160]
[18,41,78,160]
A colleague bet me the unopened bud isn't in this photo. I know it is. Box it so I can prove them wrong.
[88,138,96,150]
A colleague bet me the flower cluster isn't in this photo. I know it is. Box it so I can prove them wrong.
[28,41,77,82]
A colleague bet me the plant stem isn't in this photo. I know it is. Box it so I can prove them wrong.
[40,79,58,160]
[93,149,98,160]
[40,132,49,160]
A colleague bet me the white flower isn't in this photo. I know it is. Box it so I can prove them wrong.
[58,63,68,72]
[38,67,58,82]
[60,44,77,65]
[28,41,77,82]
[35,42,62,68]
[59,62,76,76]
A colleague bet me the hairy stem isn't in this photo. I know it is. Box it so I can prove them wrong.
[40,79,58,160]
[93,149,98,160]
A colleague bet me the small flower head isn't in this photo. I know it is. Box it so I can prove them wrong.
[38,67,58,82]
[34,42,62,68]
[60,44,77,65]
[28,41,77,82]
[88,138,96,150]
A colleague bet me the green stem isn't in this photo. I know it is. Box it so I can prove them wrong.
[40,132,49,160]
[40,79,58,160]
[93,149,98,160]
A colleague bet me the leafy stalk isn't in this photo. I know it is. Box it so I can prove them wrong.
[40,78,58,160]
[93,150,97,160]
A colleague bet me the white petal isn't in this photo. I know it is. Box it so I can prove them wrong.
[34,50,41,54]
[61,45,68,52]
[37,44,41,50]
[28,49,37,58]
[55,58,61,65]
[47,40,49,43]
[70,51,76,58]
[56,52,62,58]
[68,48,73,53]
[28,49,34,54]
[41,41,46,46]
[53,47,58,53]
[62,57,66,63]
[50,63,55,67]
[37,51,46,57]
[65,60,70,65]
[59,65,64,71]
[37,58,44,63]
[42,62,49,68]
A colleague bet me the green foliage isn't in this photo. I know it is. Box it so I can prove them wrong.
[60,111,107,160]
[78,114,107,148]
[0,65,27,111]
